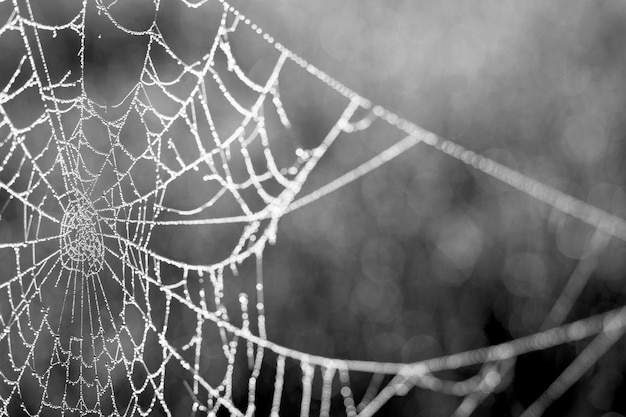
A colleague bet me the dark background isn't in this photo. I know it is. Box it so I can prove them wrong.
[1,0,626,416]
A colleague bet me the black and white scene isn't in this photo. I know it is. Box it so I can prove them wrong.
[1,0,626,416]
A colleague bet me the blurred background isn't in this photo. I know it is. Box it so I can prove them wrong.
[227,1,626,415]
[2,0,626,416]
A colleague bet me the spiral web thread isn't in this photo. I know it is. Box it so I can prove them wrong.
[0,0,625,416]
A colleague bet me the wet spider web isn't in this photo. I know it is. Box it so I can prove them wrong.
[0,0,625,416]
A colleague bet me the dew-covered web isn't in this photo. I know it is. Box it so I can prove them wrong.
[0,0,625,416]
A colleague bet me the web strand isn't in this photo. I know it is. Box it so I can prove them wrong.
[0,0,624,416]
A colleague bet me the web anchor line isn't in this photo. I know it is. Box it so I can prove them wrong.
[219,1,626,244]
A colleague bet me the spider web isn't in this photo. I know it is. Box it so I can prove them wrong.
[0,0,625,416]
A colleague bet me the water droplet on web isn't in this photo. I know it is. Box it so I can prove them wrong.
[60,193,104,276]
[295,148,311,162]
[2,2,621,415]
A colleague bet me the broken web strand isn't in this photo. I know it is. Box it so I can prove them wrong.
[356,372,385,413]
[450,360,513,417]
